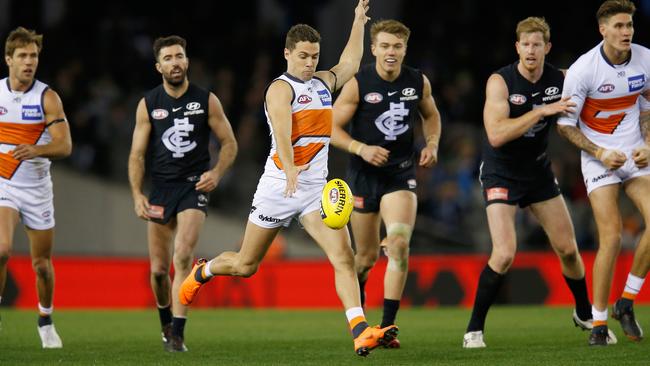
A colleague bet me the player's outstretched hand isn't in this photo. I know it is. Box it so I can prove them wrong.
[542,96,576,117]
[632,145,650,168]
[196,170,220,192]
[596,148,627,170]
[284,164,310,197]
[360,145,389,167]
[354,0,370,25]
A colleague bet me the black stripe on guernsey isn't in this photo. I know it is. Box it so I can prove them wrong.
[351,322,369,339]
[264,78,295,106]
[40,86,49,110]
[46,118,66,127]
[314,75,332,94]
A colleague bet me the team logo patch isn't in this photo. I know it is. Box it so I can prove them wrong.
[628,75,645,92]
[0,106,7,115]
[407,179,417,189]
[21,105,42,120]
[297,94,312,104]
[317,89,332,106]
[353,196,364,209]
[597,84,615,93]
[42,210,51,218]
[151,109,169,120]
[509,94,526,105]
[364,92,383,104]
[486,187,509,201]
[148,205,165,219]
[198,194,208,207]
[545,86,559,96]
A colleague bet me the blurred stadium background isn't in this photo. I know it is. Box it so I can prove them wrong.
[2,0,650,308]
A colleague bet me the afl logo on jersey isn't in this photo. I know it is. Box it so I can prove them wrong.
[364,92,383,104]
[544,86,559,96]
[509,94,527,105]
[0,106,7,115]
[297,95,312,104]
[151,109,169,120]
[597,84,615,93]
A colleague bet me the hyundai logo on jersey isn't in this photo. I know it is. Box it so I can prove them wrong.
[628,75,645,92]
[22,105,43,120]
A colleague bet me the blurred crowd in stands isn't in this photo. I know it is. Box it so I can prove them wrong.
[3,0,650,253]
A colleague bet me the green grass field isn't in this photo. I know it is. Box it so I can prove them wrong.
[1,306,648,365]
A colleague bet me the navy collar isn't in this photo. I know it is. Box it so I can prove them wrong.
[599,44,631,68]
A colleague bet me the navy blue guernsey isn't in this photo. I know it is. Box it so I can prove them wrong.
[349,64,424,174]
[481,62,564,179]
[144,83,210,184]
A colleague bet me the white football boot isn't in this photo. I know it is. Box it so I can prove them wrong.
[38,324,63,349]
[572,310,617,345]
[462,330,486,348]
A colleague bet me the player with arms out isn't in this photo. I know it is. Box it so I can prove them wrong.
[330,19,441,348]
[0,27,72,348]
[557,0,650,346]
[179,0,399,357]
[462,17,611,348]
[128,35,237,352]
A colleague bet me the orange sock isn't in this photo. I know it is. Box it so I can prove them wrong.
[622,291,637,301]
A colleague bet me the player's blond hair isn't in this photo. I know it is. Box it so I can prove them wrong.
[516,17,550,43]
[370,19,411,45]
[597,0,636,24]
[285,24,321,51]
[5,26,42,57]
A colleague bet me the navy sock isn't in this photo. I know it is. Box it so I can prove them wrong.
[467,264,504,332]
[381,299,400,328]
[351,321,369,339]
[158,305,173,327]
[563,275,591,320]
[38,315,52,327]
[619,297,633,309]
[172,317,186,338]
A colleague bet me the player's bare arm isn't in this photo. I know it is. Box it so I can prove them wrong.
[632,110,650,168]
[317,0,369,92]
[331,77,389,166]
[195,93,238,192]
[128,98,153,220]
[418,74,441,168]
[557,124,626,170]
[266,80,308,197]
[12,89,71,160]
[484,73,575,147]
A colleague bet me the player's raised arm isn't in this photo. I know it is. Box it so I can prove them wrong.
[317,0,369,92]
[128,98,152,220]
[195,93,238,192]
[12,89,71,161]
[418,75,441,168]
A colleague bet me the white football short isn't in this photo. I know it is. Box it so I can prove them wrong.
[0,179,55,230]
[248,176,324,229]
[581,150,650,194]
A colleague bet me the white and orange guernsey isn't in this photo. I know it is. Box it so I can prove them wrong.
[0,78,52,187]
[262,72,333,184]
[558,42,650,150]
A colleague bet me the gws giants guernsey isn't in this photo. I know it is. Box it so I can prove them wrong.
[0,78,51,187]
[262,73,333,184]
[558,42,650,150]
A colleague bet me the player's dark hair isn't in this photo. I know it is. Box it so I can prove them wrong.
[5,26,42,57]
[285,24,320,51]
[597,0,636,24]
[153,35,187,61]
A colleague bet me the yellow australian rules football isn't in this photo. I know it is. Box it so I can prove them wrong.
[320,178,353,230]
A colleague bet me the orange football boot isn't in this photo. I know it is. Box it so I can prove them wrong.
[353,325,399,356]
[179,258,209,305]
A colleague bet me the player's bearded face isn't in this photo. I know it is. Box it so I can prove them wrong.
[157,45,189,86]
[163,63,187,86]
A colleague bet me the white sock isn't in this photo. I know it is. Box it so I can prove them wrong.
[345,307,365,322]
[624,274,645,295]
[592,306,608,322]
[38,303,53,315]
[203,260,214,278]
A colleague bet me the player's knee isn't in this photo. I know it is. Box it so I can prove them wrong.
[355,250,379,274]
[384,238,410,272]
[31,257,52,279]
[491,252,514,272]
[556,245,578,262]
[172,251,193,271]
